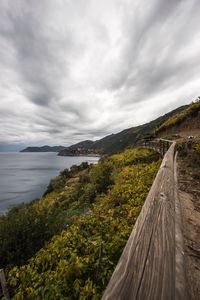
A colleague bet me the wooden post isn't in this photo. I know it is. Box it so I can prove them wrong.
[0,269,10,300]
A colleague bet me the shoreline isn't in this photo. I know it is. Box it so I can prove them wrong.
[0,154,100,215]
[57,153,101,157]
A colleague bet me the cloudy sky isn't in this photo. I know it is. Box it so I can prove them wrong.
[0,0,200,150]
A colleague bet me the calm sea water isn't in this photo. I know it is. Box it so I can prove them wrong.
[0,152,99,214]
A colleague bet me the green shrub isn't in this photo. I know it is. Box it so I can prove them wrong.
[90,161,114,194]
[194,141,200,156]
[0,164,92,270]
[7,148,160,299]
[0,204,64,269]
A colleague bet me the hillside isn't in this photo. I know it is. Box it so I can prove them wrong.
[58,104,188,156]
[20,145,66,152]
[1,148,160,299]
[155,99,200,138]
[58,140,97,156]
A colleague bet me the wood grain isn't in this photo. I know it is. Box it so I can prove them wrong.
[102,141,187,300]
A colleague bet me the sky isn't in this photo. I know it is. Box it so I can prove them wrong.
[0,0,200,151]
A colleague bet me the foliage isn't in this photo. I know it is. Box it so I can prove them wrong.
[176,140,200,168]
[43,162,89,196]
[110,148,159,167]
[0,163,91,270]
[0,201,64,269]
[7,148,160,299]
[194,140,200,156]
[156,99,200,134]
[90,161,114,194]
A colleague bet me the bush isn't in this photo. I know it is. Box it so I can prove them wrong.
[194,141,200,156]
[0,204,64,269]
[0,163,92,270]
[90,161,114,194]
[7,148,160,299]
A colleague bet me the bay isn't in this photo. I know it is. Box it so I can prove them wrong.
[0,152,99,214]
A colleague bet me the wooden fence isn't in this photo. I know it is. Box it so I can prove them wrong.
[139,138,172,156]
[102,140,186,300]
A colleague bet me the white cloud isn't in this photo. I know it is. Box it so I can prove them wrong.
[0,0,200,149]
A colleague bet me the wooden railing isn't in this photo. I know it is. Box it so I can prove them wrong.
[139,138,172,156]
[102,140,186,300]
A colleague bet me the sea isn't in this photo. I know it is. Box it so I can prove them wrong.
[0,152,99,215]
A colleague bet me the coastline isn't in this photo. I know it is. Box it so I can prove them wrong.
[57,153,101,157]
[0,153,99,215]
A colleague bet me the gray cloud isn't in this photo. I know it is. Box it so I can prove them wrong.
[0,0,200,149]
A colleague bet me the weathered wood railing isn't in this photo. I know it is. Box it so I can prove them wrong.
[140,138,172,156]
[102,140,186,300]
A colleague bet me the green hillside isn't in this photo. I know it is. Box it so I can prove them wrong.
[155,99,200,135]
[58,140,96,156]
[2,148,160,299]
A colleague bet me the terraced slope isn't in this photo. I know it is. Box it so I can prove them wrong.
[156,99,200,137]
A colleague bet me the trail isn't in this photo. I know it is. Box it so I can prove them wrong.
[178,158,200,299]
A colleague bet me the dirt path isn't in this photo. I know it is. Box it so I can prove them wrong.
[178,159,200,299]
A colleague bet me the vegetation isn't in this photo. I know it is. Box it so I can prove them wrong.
[177,139,200,168]
[0,202,63,269]
[177,138,200,181]
[194,140,200,156]
[155,99,200,134]
[3,148,160,299]
[0,162,90,269]
[58,140,96,156]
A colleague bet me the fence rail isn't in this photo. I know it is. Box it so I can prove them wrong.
[139,138,172,156]
[102,140,186,300]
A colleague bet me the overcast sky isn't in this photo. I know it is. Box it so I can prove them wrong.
[0,0,200,150]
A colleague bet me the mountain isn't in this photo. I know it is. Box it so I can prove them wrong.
[20,145,66,153]
[58,140,98,156]
[58,104,188,156]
